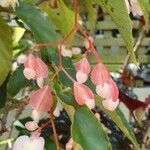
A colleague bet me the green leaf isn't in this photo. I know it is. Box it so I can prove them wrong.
[0,75,9,108]
[7,65,29,97]
[96,98,139,149]
[79,0,97,33]
[53,81,77,107]
[16,2,58,62]
[0,16,12,86]
[72,106,111,150]
[40,0,74,36]
[96,0,137,65]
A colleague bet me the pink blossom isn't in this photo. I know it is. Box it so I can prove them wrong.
[23,54,48,88]
[91,63,110,86]
[91,63,119,111]
[29,85,53,121]
[25,121,38,131]
[73,82,95,109]
[13,135,45,150]
[75,58,91,84]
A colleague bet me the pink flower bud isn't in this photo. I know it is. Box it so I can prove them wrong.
[75,58,91,84]
[23,54,48,88]
[102,99,119,111]
[73,82,94,107]
[91,63,110,86]
[25,121,38,131]
[13,135,45,150]
[29,86,53,119]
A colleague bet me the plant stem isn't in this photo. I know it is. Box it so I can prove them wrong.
[50,110,60,150]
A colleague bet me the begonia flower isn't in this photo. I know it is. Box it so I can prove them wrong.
[75,58,91,84]
[73,82,95,109]
[91,63,119,111]
[23,54,48,88]
[29,85,53,121]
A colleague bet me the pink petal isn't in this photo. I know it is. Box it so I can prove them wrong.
[25,121,38,131]
[102,99,119,111]
[24,54,36,70]
[76,71,88,84]
[37,77,44,88]
[96,83,112,99]
[85,98,95,109]
[73,82,94,105]
[91,63,110,85]
[29,86,53,112]
[108,79,119,101]
[13,135,30,150]
[35,57,48,78]
[75,58,91,74]
[23,68,36,80]
[31,137,45,150]
[32,110,41,122]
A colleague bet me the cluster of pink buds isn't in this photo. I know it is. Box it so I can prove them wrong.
[13,54,53,149]
[74,57,95,109]
[74,57,119,111]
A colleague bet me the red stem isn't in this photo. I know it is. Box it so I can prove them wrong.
[50,110,60,150]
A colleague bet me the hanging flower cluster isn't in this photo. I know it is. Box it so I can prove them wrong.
[73,57,119,111]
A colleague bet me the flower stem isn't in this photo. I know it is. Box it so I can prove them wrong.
[50,110,60,150]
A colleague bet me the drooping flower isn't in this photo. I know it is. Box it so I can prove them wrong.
[73,82,95,109]
[25,121,38,131]
[23,54,48,88]
[75,58,91,84]
[13,134,45,150]
[124,0,143,16]
[0,0,19,10]
[91,63,119,111]
[29,86,53,121]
